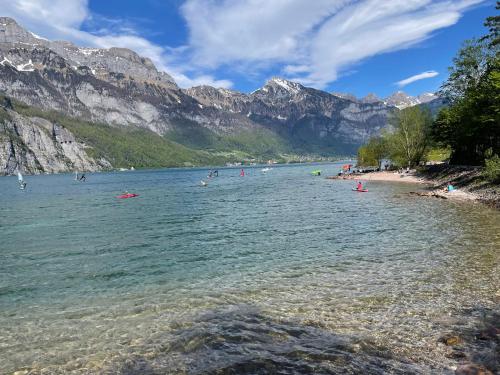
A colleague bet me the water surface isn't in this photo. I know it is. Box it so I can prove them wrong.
[1,164,499,374]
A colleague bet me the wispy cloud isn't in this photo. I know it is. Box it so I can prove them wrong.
[396,70,439,87]
[181,0,485,88]
[0,0,232,88]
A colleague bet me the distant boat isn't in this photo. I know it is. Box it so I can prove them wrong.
[311,170,321,176]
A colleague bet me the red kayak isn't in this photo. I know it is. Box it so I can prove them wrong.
[116,193,139,199]
[352,188,369,192]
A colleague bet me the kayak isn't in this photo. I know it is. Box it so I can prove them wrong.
[116,193,139,199]
[352,188,368,192]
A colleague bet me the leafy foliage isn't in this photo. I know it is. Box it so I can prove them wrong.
[439,39,493,102]
[433,39,499,165]
[426,147,451,162]
[386,106,432,168]
[484,153,500,182]
[357,137,387,167]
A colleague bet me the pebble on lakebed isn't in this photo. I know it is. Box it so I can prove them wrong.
[439,335,463,346]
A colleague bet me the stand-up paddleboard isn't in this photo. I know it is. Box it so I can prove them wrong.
[116,193,139,199]
[352,188,368,192]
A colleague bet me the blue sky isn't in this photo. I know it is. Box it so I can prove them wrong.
[1,0,495,98]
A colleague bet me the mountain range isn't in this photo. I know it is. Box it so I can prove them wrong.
[332,91,439,109]
[0,17,445,175]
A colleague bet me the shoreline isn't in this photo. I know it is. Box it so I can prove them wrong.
[328,167,498,208]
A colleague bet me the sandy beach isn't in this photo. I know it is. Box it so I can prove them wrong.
[330,171,431,184]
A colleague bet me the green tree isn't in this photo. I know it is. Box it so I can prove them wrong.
[433,40,499,164]
[387,106,432,168]
[439,39,493,103]
[357,137,387,168]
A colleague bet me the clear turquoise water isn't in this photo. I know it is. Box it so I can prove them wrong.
[0,163,499,374]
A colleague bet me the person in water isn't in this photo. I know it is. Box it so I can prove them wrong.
[240,168,245,177]
[213,170,218,177]
[20,181,27,190]
[356,181,363,191]
[79,173,86,182]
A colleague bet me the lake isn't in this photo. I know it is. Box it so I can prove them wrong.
[1,163,499,374]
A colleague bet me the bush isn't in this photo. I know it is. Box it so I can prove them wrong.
[483,152,500,182]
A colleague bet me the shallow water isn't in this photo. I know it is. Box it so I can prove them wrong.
[0,163,499,374]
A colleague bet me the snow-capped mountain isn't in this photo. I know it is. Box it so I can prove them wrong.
[332,90,439,109]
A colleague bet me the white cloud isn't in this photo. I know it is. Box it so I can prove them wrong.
[396,70,439,87]
[181,0,485,88]
[0,0,231,88]
[181,0,349,67]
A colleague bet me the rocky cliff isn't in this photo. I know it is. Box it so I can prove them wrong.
[0,95,107,175]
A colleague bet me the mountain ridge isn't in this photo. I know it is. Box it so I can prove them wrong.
[331,90,439,109]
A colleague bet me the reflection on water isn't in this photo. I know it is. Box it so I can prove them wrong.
[0,163,499,374]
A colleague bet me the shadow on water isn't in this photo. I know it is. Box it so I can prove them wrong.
[93,305,427,375]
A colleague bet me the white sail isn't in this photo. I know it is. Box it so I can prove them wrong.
[17,171,23,182]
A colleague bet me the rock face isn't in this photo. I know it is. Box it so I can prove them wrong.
[0,97,107,175]
[187,78,392,153]
[0,17,446,174]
